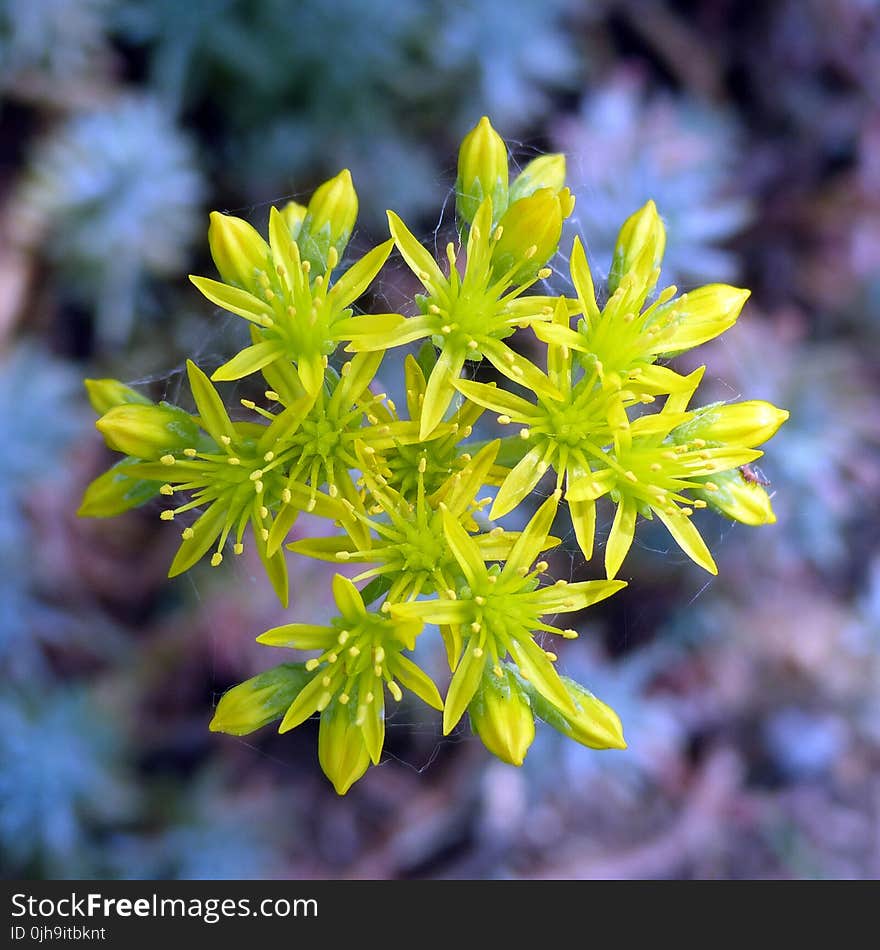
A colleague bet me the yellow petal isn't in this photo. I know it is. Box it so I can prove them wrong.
[211,340,285,382]
[393,655,444,710]
[508,636,575,714]
[256,624,335,650]
[419,346,466,441]
[332,573,366,618]
[568,496,596,561]
[279,673,327,733]
[168,502,228,577]
[443,642,487,734]
[186,360,235,443]
[387,211,446,293]
[490,445,548,519]
[327,239,393,311]
[605,500,637,579]
[569,236,600,323]
[454,378,540,422]
[360,689,385,765]
[654,506,717,575]
[501,491,560,578]
[442,509,486,587]
[189,275,274,325]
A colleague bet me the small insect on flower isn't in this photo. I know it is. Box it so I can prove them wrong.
[739,463,770,486]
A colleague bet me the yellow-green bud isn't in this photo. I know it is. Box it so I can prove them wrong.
[692,468,777,526]
[656,284,751,354]
[209,663,312,736]
[96,403,200,459]
[456,116,509,229]
[469,666,535,766]
[77,461,160,518]
[491,188,563,285]
[84,378,153,415]
[509,153,566,204]
[208,211,270,293]
[318,699,371,795]
[674,400,789,448]
[558,678,627,749]
[280,200,308,240]
[298,169,358,270]
[609,199,666,295]
[525,673,626,750]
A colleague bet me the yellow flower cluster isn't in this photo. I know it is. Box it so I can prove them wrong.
[80,118,787,794]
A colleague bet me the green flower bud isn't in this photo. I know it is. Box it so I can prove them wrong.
[456,116,509,229]
[96,403,201,459]
[298,169,358,270]
[609,199,666,295]
[673,401,790,448]
[208,211,269,293]
[525,673,626,750]
[280,200,308,240]
[318,699,371,795]
[84,378,153,415]
[469,665,535,766]
[491,188,563,285]
[77,459,161,518]
[692,468,777,526]
[509,153,566,204]
[209,663,312,736]
[558,677,627,749]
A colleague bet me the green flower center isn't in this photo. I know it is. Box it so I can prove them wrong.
[386,440,464,497]
[306,615,405,710]
[397,517,449,573]
[300,416,342,457]
[545,403,594,447]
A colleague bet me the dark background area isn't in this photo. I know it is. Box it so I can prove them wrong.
[0,0,878,879]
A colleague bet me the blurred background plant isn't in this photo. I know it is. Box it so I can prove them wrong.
[0,0,878,880]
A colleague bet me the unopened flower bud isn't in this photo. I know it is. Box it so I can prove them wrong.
[318,699,371,795]
[456,116,509,229]
[557,677,627,749]
[524,673,626,750]
[77,462,160,518]
[209,663,312,736]
[692,468,777,526]
[208,211,269,293]
[96,403,200,459]
[298,169,358,270]
[280,200,307,240]
[469,666,535,766]
[673,400,790,448]
[491,188,563,285]
[509,153,566,204]
[609,199,666,295]
[84,378,152,415]
[655,284,751,354]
